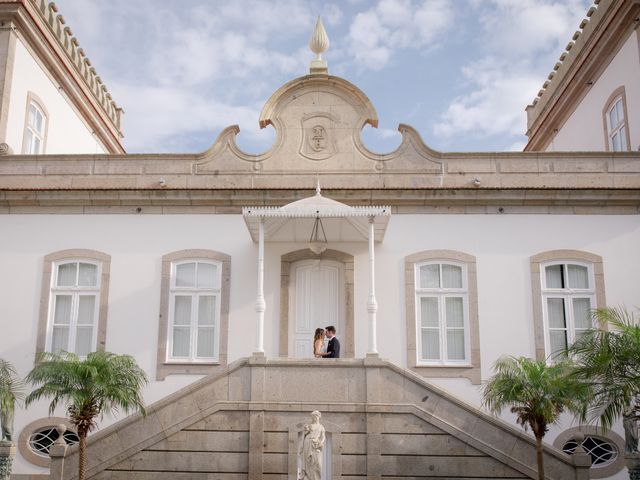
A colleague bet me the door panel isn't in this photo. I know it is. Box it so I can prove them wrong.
[290,260,343,358]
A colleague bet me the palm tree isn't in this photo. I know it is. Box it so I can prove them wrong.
[0,359,24,443]
[482,356,590,480]
[25,351,148,480]
[570,307,640,442]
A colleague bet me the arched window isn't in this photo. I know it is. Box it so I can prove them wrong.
[541,261,595,357]
[603,87,630,152]
[530,250,606,361]
[37,250,111,357]
[22,94,48,154]
[48,260,102,356]
[405,250,481,384]
[157,250,231,380]
[168,259,222,361]
[415,261,469,364]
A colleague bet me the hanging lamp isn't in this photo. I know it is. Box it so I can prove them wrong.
[308,213,328,255]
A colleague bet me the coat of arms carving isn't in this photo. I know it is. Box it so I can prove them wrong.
[310,125,327,152]
[300,114,336,161]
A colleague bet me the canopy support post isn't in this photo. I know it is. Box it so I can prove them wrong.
[367,216,378,354]
[255,217,265,354]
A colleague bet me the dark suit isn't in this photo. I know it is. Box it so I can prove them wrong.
[325,336,340,358]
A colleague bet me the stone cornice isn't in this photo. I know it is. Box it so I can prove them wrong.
[525,0,640,151]
[0,0,125,153]
[0,150,638,213]
[1,189,638,214]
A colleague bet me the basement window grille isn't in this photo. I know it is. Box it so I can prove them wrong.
[28,427,79,458]
[562,435,618,468]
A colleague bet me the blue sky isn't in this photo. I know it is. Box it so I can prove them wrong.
[56,0,592,154]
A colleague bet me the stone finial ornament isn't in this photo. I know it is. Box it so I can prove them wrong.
[54,425,67,446]
[309,17,329,75]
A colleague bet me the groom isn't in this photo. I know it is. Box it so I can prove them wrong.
[322,326,340,358]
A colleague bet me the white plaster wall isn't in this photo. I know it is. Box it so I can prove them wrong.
[1,213,639,475]
[547,31,640,152]
[5,38,107,154]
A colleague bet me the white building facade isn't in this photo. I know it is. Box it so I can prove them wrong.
[1,1,639,479]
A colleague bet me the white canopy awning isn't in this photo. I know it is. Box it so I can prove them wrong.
[242,188,391,243]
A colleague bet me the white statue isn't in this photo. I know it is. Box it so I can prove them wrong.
[298,410,325,480]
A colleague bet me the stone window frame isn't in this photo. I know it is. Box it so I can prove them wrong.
[279,249,354,358]
[530,250,606,361]
[553,426,625,478]
[36,249,111,358]
[22,91,49,154]
[156,249,231,380]
[17,417,75,467]
[405,250,481,384]
[602,86,631,152]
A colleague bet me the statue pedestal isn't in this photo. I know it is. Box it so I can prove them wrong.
[626,453,640,480]
[0,442,16,480]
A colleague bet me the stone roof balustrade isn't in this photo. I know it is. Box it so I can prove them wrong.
[29,0,123,131]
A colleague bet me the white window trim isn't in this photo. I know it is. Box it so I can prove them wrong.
[46,259,102,356]
[414,261,471,367]
[21,94,48,155]
[606,97,627,151]
[167,259,222,363]
[601,87,631,153]
[541,260,596,359]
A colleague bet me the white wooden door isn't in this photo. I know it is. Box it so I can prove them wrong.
[289,259,343,358]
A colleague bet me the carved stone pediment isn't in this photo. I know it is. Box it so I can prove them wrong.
[196,73,444,175]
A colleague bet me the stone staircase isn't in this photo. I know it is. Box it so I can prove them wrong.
[49,355,590,479]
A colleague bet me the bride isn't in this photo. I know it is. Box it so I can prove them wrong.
[313,328,325,358]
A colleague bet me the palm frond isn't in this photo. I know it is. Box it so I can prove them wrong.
[482,356,590,436]
[569,307,640,429]
[26,350,148,431]
[0,358,25,415]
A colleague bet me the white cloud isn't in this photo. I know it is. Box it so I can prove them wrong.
[434,57,541,138]
[113,83,262,152]
[56,0,339,152]
[346,0,455,70]
[433,0,590,144]
[476,0,588,56]
[507,140,527,152]
[53,0,591,153]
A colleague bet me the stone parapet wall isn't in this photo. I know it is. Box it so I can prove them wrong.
[0,149,639,213]
[1,151,638,190]
[51,356,588,480]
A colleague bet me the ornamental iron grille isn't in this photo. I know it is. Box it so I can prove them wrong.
[562,435,618,468]
[28,427,79,458]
